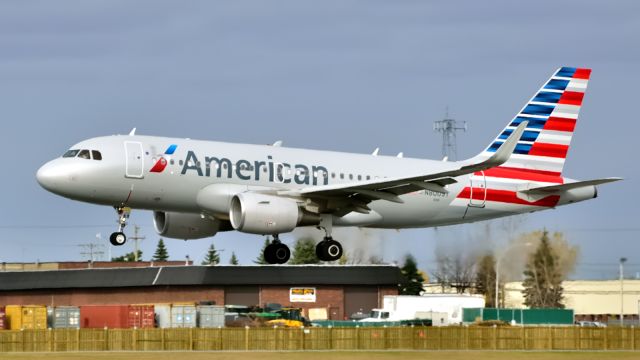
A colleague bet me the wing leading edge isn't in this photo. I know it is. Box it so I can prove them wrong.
[279,121,528,213]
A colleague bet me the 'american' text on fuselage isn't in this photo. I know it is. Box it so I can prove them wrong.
[180,151,329,185]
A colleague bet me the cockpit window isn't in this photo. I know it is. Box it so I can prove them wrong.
[77,149,91,159]
[63,149,79,158]
[92,150,102,160]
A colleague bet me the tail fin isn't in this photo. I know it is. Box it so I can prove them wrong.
[482,67,591,175]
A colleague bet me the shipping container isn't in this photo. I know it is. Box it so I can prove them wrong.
[197,305,225,328]
[80,305,155,329]
[462,308,574,325]
[127,305,154,328]
[154,304,171,328]
[80,305,128,328]
[171,305,196,328]
[5,305,47,330]
[0,306,6,330]
[51,306,80,329]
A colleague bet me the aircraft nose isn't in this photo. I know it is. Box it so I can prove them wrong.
[36,160,65,191]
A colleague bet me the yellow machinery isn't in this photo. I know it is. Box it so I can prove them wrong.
[265,308,309,328]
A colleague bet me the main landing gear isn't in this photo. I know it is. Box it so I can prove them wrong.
[263,235,291,264]
[315,221,343,261]
[315,236,343,262]
[109,206,130,246]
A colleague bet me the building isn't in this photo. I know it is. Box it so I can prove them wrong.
[505,280,640,323]
[0,261,191,272]
[0,265,401,320]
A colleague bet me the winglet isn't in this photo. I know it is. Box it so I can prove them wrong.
[486,120,527,166]
[461,120,527,171]
[129,128,137,136]
[372,148,380,156]
[272,140,283,147]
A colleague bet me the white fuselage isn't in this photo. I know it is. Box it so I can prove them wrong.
[36,134,595,236]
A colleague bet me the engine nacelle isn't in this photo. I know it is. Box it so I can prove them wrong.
[153,211,220,240]
[229,193,320,234]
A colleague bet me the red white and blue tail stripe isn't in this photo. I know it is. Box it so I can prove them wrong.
[481,67,591,175]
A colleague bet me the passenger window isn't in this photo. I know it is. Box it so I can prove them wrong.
[366,175,371,180]
[78,150,90,159]
[357,175,362,181]
[63,149,79,158]
[340,173,344,179]
[349,174,353,180]
[91,150,102,160]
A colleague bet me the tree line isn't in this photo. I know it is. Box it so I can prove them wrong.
[426,230,575,308]
[109,229,572,308]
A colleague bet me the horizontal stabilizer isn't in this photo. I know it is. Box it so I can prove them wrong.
[521,177,622,194]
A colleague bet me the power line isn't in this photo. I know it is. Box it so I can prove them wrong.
[78,243,105,262]
[564,228,640,232]
[0,225,114,229]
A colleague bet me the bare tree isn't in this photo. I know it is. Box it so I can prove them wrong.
[432,247,478,294]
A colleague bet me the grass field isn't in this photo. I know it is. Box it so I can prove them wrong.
[1,352,639,360]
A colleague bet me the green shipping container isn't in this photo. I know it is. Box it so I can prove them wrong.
[462,308,574,325]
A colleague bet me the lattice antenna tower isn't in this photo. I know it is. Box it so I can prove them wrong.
[130,225,145,262]
[78,242,105,262]
[433,108,466,161]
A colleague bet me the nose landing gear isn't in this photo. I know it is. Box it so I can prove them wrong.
[109,207,130,246]
[263,235,291,264]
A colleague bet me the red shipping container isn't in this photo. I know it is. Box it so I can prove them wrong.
[0,306,5,330]
[80,305,129,329]
[127,305,154,328]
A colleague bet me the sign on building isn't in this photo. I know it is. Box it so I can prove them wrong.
[290,287,316,302]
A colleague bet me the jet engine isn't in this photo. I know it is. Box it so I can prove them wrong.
[229,192,320,234]
[153,211,221,239]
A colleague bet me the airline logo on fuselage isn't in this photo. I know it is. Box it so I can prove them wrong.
[179,151,329,185]
[150,144,178,173]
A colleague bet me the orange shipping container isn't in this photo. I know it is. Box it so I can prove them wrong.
[80,305,155,329]
[5,305,47,330]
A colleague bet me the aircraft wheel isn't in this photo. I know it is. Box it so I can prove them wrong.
[324,239,343,261]
[264,243,277,264]
[109,232,127,246]
[316,237,343,261]
[273,243,291,264]
[315,240,328,260]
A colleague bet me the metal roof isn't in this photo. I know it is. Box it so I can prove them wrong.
[0,265,402,291]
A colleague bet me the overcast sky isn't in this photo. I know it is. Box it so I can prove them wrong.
[0,1,637,279]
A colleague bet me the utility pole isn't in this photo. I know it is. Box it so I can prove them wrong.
[433,108,467,161]
[620,257,627,326]
[129,225,145,262]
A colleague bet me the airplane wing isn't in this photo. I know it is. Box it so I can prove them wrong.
[520,177,622,194]
[279,121,528,214]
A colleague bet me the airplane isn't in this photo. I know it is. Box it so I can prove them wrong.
[36,67,620,264]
